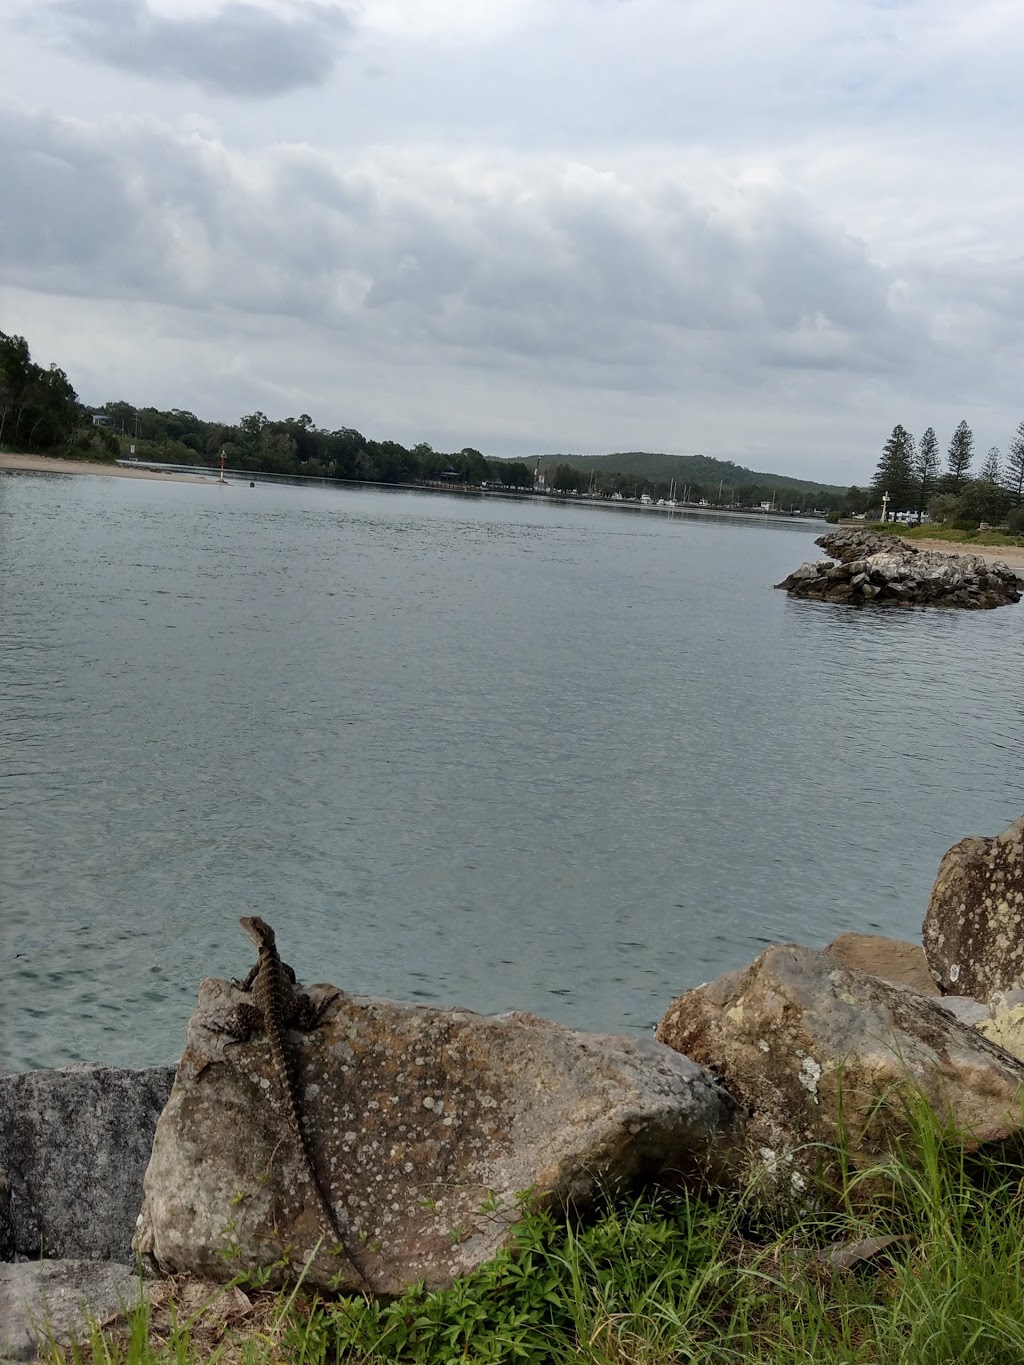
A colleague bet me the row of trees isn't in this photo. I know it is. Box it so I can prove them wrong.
[96,401,543,488]
[0,334,530,487]
[0,331,842,508]
[82,399,839,509]
[865,419,1024,526]
[22,328,1009,524]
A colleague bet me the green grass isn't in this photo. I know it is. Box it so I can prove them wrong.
[859,522,1024,550]
[48,1106,1024,1365]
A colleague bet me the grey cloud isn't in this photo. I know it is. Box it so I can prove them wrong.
[0,107,969,406]
[37,0,349,98]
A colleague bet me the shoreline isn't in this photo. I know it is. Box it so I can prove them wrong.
[5,452,1024,571]
[0,452,216,485]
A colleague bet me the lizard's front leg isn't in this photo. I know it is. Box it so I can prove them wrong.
[233,962,260,991]
[288,988,340,1032]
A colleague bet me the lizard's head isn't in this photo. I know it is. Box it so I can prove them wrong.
[240,916,275,950]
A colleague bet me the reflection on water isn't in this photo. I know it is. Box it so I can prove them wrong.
[2,472,1023,1070]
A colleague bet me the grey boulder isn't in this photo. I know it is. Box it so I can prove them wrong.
[0,1065,175,1262]
[137,980,735,1294]
[923,815,1024,1000]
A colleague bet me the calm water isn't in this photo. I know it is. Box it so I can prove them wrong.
[2,472,1023,1072]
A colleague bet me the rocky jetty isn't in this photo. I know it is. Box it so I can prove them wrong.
[775,528,1022,608]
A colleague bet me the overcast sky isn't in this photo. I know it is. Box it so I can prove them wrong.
[2,0,1022,482]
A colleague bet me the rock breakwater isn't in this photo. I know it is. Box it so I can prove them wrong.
[776,529,1022,608]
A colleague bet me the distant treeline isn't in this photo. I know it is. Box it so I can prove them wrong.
[543,461,838,513]
[0,330,536,486]
[1,328,844,509]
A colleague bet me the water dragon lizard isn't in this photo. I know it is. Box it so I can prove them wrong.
[224,915,369,1287]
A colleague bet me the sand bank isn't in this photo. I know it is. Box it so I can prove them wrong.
[909,537,1024,571]
[0,453,214,485]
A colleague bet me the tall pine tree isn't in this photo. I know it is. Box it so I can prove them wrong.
[912,426,940,520]
[980,446,1003,485]
[871,424,916,514]
[1005,420,1024,505]
[946,420,974,489]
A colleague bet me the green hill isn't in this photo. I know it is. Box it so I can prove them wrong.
[536,451,843,497]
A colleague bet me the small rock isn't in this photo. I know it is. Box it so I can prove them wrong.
[932,996,993,1028]
[824,933,939,995]
[0,1260,143,1362]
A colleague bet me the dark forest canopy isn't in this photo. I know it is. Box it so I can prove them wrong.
[2,328,845,509]
[0,330,84,453]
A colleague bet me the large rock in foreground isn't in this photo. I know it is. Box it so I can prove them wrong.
[137,981,736,1294]
[775,530,1022,608]
[656,946,1024,1195]
[0,1065,175,1262]
[923,815,1024,1000]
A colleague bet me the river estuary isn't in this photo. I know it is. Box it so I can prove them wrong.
[2,471,1023,1070]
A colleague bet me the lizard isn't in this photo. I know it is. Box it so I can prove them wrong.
[223,915,370,1288]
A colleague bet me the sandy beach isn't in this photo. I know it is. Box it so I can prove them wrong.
[0,452,215,485]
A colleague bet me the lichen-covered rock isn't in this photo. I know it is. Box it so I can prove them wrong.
[824,932,939,995]
[137,981,735,1294]
[0,1065,175,1262]
[656,945,1024,1195]
[977,990,1024,1061]
[922,815,1024,1000]
[775,530,1022,609]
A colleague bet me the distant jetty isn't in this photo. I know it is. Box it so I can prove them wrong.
[776,528,1023,609]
